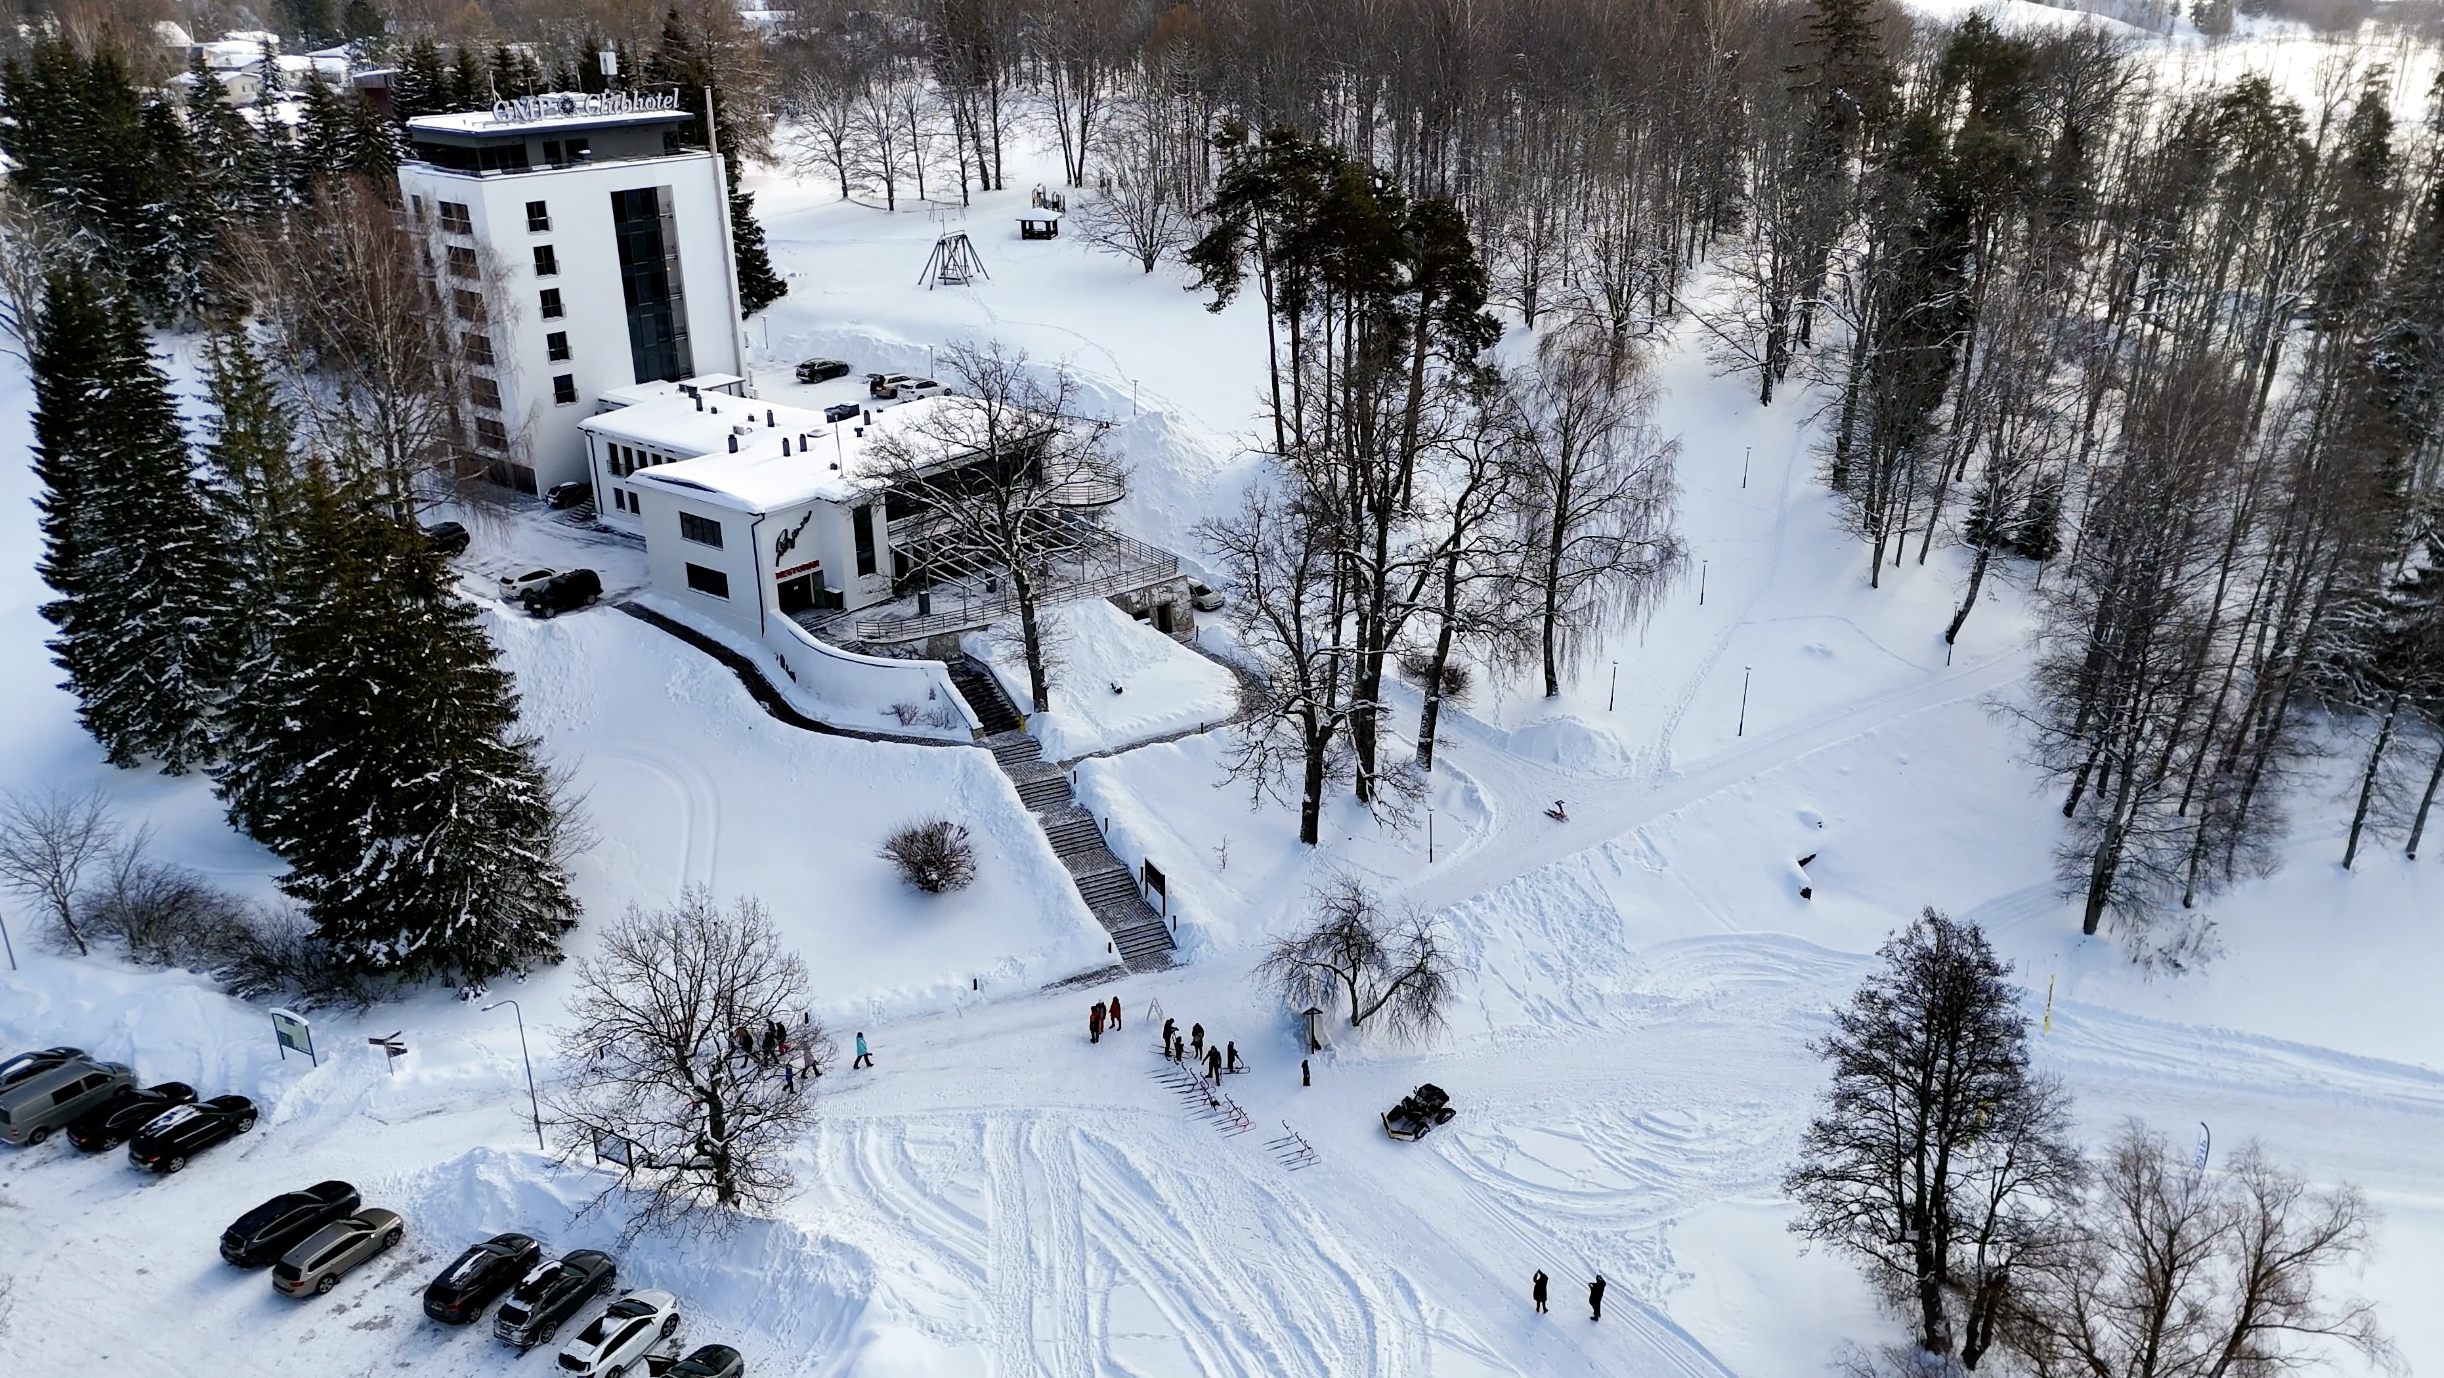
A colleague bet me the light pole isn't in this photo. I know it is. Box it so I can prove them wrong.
[484,999,545,1152]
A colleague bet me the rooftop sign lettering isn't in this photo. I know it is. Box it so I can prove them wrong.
[489,89,681,126]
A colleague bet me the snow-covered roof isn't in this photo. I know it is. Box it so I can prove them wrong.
[600,395,974,512]
[598,375,744,408]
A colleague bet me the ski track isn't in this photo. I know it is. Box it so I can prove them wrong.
[585,742,722,889]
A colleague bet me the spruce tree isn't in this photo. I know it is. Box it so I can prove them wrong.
[341,0,386,44]
[218,463,578,984]
[392,38,447,119]
[188,52,266,226]
[449,45,485,110]
[33,274,233,772]
[731,185,787,316]
[198,329,301,677]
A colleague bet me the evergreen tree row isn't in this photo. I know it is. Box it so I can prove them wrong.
[26,272,578,987]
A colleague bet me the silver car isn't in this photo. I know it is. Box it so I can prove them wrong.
[273,1207,405,1297]
[0,1050,133,1146]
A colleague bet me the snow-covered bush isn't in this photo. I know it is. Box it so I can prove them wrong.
[880,818,976,894]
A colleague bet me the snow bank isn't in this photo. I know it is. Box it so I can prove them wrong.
[966,599,1238,760]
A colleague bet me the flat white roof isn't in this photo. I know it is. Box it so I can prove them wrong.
[597,375,744,409]
[596,395,976,512]
[407,92,693,139]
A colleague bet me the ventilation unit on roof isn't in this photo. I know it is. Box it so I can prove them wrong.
[727,434,739,453]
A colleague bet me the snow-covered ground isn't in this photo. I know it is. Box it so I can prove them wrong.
[7,53,2444,1378]
[967,599,1240,761]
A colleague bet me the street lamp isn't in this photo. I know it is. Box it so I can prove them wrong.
[484,998,545,1153]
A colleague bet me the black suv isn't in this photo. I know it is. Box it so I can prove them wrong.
[128,1095,255,1172]
[66,1082,196,1152]
[223,1181,362,1266]
[421,520,471,557]
[492,1248,617,1348]
[522,567,603,618]
[425,1232,544,1324]
[796,358,850,384]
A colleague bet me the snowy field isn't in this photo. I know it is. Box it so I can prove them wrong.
[8,18,2444,1378]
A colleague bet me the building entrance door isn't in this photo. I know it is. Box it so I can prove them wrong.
[778,575,814,615]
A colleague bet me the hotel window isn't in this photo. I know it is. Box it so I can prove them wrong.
[469,376,502,411]
[533,244,559,277]
[473,416,508,450]
[525,200,550,232]
[853,504,877,576]
[679,512,724,548]
[684,563,730,599]
[446,245,479,279]
[539,287,564,320]
[553,374,577,406]
[452,289,485,322]
[411,195,427,224]
[463,332,494,366]
[546,331,570,362]
[438,201,472,234]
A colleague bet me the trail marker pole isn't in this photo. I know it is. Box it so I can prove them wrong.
[2043,974,2055,1032]
[1427,809,1435,863]
[1737,667,1752,737]
[1608,661,1618,712]
[1742,446,1751,489]
[1699,560,1707,606]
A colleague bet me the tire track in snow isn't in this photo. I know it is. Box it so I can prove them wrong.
[585,743,722,889]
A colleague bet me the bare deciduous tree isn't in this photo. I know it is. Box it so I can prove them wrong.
[224,175,473,512]
[0,785,120,955]
[550,890,820,1238]
[1257,878,1455,1038]
[2006,1124,2393,1378]
[863,341,1124,715]
[1786,908,2080,1368]
[1511,327,1685,698]
[1078,110,1194,272]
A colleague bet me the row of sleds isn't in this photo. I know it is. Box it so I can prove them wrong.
[1381,1083,1456,1140]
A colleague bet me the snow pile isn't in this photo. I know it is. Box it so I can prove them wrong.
[967,598,1238,761]
[492,601,1113,1012]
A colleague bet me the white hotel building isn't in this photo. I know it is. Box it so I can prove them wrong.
[397,92,746,496]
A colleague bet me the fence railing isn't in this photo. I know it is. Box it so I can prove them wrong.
[851,533,1179,644]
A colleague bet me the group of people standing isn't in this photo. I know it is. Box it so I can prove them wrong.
[725,1017,872,1094]
[1156,1015,1243,1083]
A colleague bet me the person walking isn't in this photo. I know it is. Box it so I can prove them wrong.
[732,1026,756,1064]
[1532,1271,1548,1314]
[1301,1059,1310,1087]
[765,1020,786,1064]
[1588,1275,1605,1322]
[1089,1002,1105,1044]
[1225,1041,1242,1073]
[852,1032,874,1069]
[782,1062,796,1094]
[1205,1045,1223,1083]
[1190,1023,1205,1059]
[1107,997,1122,1031]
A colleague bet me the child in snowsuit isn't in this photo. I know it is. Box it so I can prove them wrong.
[1089,1003,1104,1043]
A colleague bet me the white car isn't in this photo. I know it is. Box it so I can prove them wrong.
[556,1288,681,1377]
[500,566,563,600]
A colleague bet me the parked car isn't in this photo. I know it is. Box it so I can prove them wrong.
[127,1094,256,1172]
[0,1047,86,1090]
[557,1289,682,1377]
[494,1248,617,1349]
[421,520,471,557]
[222,1180,363,1267]
[894,378,953,401]
[866,371,915,399]
[823,402,863,424]
[501,566,563,600]
[795,358,850,384]
[0,1052,132,1147]
[273,1207,404,1297]
[424,1231,544,1324]
[66,1081,196,1152]
[659,1343,745,1378]
[521,567,603,618]
[1189,582,1225,611]
[546,480,594,510]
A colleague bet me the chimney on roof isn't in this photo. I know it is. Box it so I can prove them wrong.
[782,437,791,456]
[694,393,704,412]
[727,434,738,453]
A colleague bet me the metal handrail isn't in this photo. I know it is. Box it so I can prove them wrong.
[851,534,1179,643]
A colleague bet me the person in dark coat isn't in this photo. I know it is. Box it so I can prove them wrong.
[1170,1036,1184,1065]
[1532,1271,1548,1314]
[1162,1017,1176,1049]
[1225,1041,1242,1073]
[1205,1045,1222,1083]
[1301,1059,1310,1087]
[1107,997,1122,1031]
[1190,1023,1205,1059]
[1089,1002,1104,1043]
[1588,1275,1605,1321]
